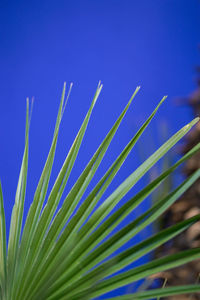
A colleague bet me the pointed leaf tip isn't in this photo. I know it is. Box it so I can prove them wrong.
[98,82,103,91]
[157,95,167,107]
[162,95,168,101]
[185,117,199,129]
[130,86,140,101]
[62,83,73,117]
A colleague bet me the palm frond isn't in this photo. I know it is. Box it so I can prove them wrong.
[1,84,200,300]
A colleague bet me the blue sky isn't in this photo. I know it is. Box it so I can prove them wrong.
[0,0,200,295]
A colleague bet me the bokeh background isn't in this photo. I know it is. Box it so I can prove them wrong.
[0,0,200,297]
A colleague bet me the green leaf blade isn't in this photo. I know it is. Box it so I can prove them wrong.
[105,285,200,300]
[6,98,30,299]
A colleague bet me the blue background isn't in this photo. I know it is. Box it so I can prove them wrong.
[0,0,200,297]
